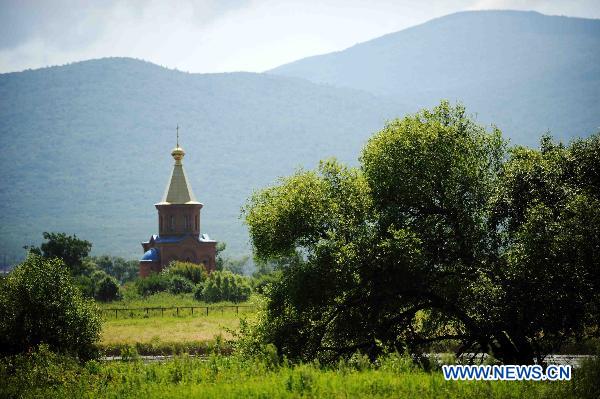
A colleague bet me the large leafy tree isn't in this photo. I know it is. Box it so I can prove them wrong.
[0,254,101,360]
[243,102,600,364]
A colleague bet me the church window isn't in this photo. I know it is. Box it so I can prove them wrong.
[170,215,175,231]
[195,215,199,231]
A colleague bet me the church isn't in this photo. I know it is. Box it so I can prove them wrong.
[139,134,217,277]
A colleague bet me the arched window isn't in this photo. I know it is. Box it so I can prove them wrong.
[195,215,199,231]
[170,215,175,231]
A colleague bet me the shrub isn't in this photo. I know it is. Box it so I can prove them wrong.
[0,344,82,398]
[193,283,205,301]
[163,261,207,284]
[73,274,96,298]
[168,275,195,294]
[95,276,120,302]
[0,254,101,360]
[197,270,252,303]
[136,273,169,296]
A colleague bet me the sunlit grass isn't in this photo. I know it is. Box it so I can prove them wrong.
[101,312,255,345]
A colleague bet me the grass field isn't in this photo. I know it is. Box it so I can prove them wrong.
[98,292,257,355]
[101,312,251,344]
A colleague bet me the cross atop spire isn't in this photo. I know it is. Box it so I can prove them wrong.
[171,125,185,164]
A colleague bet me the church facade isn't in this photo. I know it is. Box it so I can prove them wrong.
[139,140,217,277]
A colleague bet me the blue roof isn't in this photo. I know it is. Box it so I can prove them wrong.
[155,235,186,243]
[140,247,160,262]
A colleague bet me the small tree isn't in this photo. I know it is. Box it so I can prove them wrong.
[28,232,92,275]
[93,255,139,283]
[0,254,101,360]
[95,276,120,302]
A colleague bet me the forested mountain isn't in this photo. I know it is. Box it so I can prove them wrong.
[271,10,600,145]
[0,58,405,260]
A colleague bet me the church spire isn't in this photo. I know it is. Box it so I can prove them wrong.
[159,126,199,204]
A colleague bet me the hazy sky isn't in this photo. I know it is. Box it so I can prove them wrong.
[0,0,599,74]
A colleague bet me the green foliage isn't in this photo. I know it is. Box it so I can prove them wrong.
[251,271,282,295]
[73,274,96,298]
[0,344,83,399]
[95,276,120,302]
[566,356,600,399]
[242,101,600,364]
[167,275,195,294]
[222,255,251,275]
[215,242,227,271]
[196,270,252,303]
[0,254,101,360]
[136,273,170,296]
[91,255,139,283]
[27,232,92,275]
[488,134,600,363]
[162,261,207,284]
[215,242,250,275]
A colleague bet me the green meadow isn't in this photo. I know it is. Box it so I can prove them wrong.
[98,292,257,355]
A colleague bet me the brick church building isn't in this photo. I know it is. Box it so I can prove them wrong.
[139,136,217,277]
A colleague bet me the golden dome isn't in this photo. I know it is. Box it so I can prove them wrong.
[171,146,185,164]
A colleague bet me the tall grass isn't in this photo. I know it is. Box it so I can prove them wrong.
[2,347,591,399]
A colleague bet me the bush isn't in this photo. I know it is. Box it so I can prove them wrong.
[73,275,96,298]
[193,283,205,301]
[0,254,101,360]
[196,270,252,303]
[0,344,82,398]
[136,273,169,296]
[95,276,120,302]
[162,261,208,284]
[168,275,195,294]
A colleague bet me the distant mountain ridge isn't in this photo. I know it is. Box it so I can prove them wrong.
[270,10,600,146]
[1,10,599,262]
